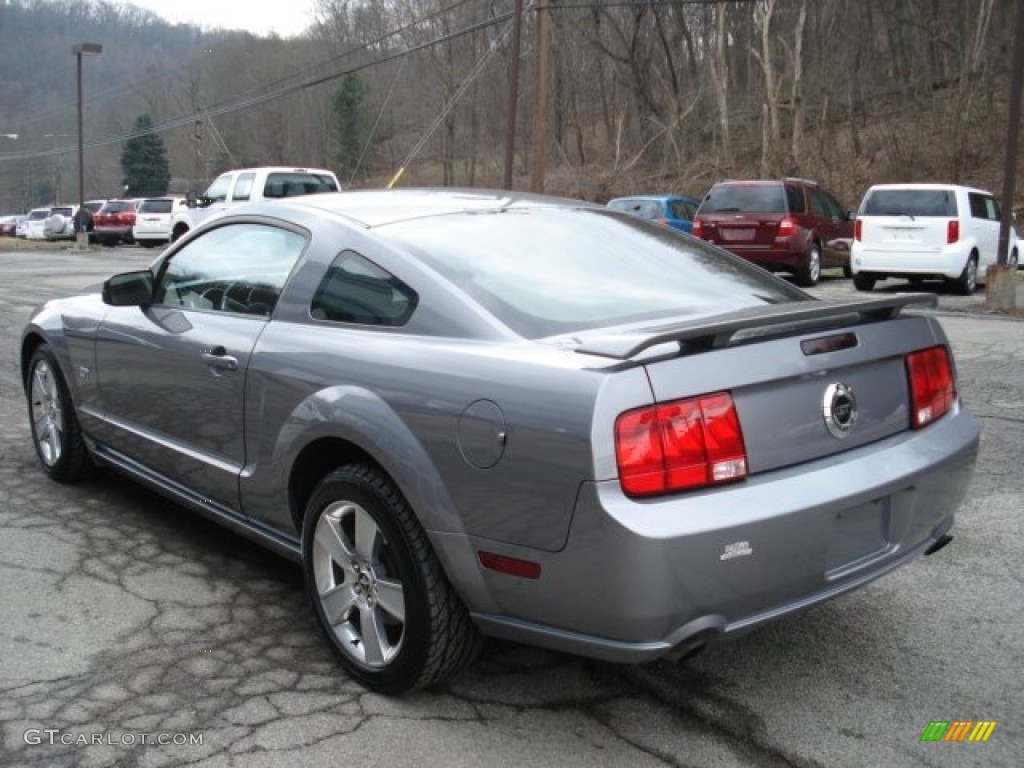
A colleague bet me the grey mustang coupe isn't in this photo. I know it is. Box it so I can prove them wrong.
[22,189,979,692]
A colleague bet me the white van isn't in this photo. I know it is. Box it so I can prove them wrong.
[851,183,1013,294]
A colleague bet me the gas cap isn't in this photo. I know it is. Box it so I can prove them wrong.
[457,399,507,469]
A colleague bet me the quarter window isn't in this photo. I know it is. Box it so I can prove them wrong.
[155,223,306,317]
[310,251,418,326]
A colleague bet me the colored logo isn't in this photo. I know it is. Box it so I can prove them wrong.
[920,720,997,742]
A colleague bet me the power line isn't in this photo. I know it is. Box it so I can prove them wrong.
[0,0,497,157]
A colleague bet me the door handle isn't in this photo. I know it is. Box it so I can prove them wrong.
[201,347,238,371]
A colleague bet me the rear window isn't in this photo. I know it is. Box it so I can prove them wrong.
[382,208,807,339]
[29,210,49,220]
[139,199,175,214]
[263,173,339,198]
[862,189,957,217]
[100,200,131,214]
[700,185,787,214]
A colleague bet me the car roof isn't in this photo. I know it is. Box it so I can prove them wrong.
[865,183,991,195]
[608,194,697,203]
[216,166,337,176]
[271,188,599,228]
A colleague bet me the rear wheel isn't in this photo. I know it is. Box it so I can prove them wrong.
[853,274,876,292]
[26,344,94,482]
[948,254,978,295]
[302,464,481,693]
[795,242,821,287]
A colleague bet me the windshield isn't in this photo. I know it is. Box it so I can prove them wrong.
[382,208,808,339]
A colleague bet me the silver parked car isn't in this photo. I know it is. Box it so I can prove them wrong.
[22,189,979,693]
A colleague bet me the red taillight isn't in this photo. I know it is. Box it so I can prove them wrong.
[947,219,959,244]
[906,346,955,428]
[615,392,748,497]
[691,218,705,238]
[777,216,797,237]
[854,218,862,242]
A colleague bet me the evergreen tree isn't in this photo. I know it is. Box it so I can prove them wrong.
[331,74,369,181]
[120,115,170,197]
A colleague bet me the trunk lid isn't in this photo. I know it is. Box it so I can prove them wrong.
[577,295,940,474]
[699,211,783,247]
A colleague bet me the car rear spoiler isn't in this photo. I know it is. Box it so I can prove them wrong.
[575,294,938,360]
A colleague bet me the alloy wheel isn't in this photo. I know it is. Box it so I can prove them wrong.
[30,359,64,466]
[312,500,406,669]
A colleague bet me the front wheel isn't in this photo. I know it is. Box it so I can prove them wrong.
[302,464,481,693]
[795,242,821,287]
[26,344,94,482]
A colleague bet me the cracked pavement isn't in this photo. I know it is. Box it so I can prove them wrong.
[0,250,1020,767]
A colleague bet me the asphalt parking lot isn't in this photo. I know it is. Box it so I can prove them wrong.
[0,246,1020,768]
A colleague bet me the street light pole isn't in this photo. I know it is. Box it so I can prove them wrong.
[72,42,102,250]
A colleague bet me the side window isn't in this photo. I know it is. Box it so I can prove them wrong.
[809,189,828,217]
[310,251,418,327]
[968,193,990,220]
[232,173,256,202]
[204,175,232,203]
[984,196,1000,221]
[155,223,306,317]
[822,191,845,218]
[670,200,696,220]
[785,185,806,213]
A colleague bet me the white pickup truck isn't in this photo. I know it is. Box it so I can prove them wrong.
[171,166,341,242]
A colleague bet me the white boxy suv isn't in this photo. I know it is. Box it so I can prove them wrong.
[851,183,1016,294]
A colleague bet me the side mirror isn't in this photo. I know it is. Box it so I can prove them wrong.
[103,270,154,306]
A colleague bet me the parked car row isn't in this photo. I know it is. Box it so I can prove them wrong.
[609,178,1021,291]
[4,196,190,246]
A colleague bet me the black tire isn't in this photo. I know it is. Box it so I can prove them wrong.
[853,274,876,292]
[25,344,95,482]
[301,464,481,693]
[171,225,189,243]
[794,242,822,287]
[842,263,853,279]
[948,254,978,296]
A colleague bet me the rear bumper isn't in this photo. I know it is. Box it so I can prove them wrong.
[461,404,979,662]
[711,240,805,270]
[851,242,973,279]
[94,225,133,240]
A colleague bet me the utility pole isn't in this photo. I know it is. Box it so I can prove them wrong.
[530,0,549,194]
[503,0,524,190]
[987,0,1024,311]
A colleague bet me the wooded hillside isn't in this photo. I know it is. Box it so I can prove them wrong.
[0,0,1019,214]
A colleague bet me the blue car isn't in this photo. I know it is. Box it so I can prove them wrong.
[607,194,700,233]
